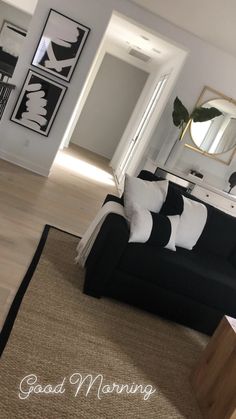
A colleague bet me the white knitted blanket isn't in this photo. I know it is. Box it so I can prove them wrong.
[75,201,126,267]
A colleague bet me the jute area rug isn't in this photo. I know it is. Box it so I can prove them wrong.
[0,226,208,419]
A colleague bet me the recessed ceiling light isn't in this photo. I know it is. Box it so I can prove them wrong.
[152,48,161,54]
[140,35,149,41]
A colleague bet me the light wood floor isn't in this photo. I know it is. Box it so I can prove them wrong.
[0,144,117,329]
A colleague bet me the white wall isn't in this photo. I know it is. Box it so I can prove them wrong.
[71,53,148,159]
[0,0,113,175]
[147,39,236,190]
[0,0,187,176]
[0,1,31,31]
[1,0,236,184]
[1,0,37,15]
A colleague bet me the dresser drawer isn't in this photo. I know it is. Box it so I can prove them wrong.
[192,186,236,217]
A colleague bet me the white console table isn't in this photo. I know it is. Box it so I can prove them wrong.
[191,185,236,217]
[144,159,236,217]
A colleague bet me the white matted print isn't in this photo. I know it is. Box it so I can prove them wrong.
[0,21,27,79]
[31,9,90,82]
[11,70,67,136]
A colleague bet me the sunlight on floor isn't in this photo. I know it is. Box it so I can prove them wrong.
[54,152,115,186]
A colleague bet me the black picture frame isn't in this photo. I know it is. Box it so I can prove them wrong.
[31,9,90,82]
[11,70,67,136]
[0,20,27,80]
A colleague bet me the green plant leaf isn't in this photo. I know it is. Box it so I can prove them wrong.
[172,97,189,127]
[191,106,222,122]
[229,172,236,190]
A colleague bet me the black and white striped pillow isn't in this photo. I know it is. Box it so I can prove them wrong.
[129,206,180,251]
[161,186,208,250]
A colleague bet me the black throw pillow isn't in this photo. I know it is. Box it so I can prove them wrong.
[161,186,184,215]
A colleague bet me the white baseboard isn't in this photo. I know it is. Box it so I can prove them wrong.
[0,150,50,177]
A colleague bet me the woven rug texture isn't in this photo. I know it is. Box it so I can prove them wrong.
[0,227,208,418]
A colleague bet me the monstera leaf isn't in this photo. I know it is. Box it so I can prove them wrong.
[172,97,189,127]
[172,97,222,129]
[191,106,222,122]
[228,172,236,193]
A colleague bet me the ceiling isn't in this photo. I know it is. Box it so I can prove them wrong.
[130,0,236,57]
[2,0,236,57]
[105,13,183,71]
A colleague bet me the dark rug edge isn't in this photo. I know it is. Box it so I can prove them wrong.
[0,224,81,358]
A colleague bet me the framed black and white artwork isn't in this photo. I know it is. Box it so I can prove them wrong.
[31,9,90,82]
[11,70,67,136]
[0,21,27,80]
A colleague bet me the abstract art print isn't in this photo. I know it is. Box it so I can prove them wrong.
[0,21,27,80]
[31,9,90,82]
[11,70,67,136]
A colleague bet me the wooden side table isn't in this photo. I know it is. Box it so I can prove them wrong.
[190,316,236,419]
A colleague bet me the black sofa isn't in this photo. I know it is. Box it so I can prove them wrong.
[83,171,236,335]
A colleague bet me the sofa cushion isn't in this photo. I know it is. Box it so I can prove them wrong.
[229,246,236,269]
[138,170,161,182]
[175,196,207,250]
[118,244,236,315]
[138,170,188,194]
[161,183,236,258]
[195,207,236,258]
[161,186,207,250]
[136,170,236,258]
[161,185,185,215]
[129,206,180,251]
[124,174,168,221]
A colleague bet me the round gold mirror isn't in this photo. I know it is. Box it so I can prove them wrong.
[190,98,236,154]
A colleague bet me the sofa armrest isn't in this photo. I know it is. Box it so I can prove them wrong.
[84,211,129,297]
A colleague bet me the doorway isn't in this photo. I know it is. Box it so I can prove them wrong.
[59,12,187,189]
[69,52,149,160]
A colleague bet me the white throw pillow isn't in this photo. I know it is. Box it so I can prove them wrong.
[176,196,207,250]
[167,215,180,251]
[124,174,169,221]
[128,205,180,251]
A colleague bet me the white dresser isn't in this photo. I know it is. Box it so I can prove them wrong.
[191,185,236,217]
[143,159,236,217]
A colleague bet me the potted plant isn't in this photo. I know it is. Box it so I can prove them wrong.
[172,97,222,140]
[164,97,222,165]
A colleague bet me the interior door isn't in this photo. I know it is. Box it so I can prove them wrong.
[114,73,169,186]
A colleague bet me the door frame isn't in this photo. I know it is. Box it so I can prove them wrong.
[110,52,188,191]
[113,72,170,185]
[58,13,188,187]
